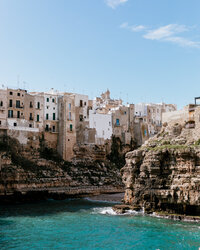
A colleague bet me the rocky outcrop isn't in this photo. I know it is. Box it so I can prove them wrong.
[121,123,200,216]
[0,136,123,203]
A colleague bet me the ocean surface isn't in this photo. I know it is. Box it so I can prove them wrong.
[0,198,200,250]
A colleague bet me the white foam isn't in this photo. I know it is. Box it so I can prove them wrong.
[91,207,117,215]
[91,207,143,216]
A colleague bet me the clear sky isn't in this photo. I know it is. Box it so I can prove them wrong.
[0,0,200,108]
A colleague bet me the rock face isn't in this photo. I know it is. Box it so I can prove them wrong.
[121,123,200,216]
[0,136,123,203]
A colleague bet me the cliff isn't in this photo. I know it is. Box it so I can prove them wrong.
[121,122,200,216]
[0,136,123,203]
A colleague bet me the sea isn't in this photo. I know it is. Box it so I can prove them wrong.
[0,198,200,249]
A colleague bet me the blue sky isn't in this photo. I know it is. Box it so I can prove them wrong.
[0,0,200,108]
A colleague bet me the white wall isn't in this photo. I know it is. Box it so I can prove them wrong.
[74,93,88,120]
[135,103,147,116]
[89,110,112,140]
[44,93,59,121]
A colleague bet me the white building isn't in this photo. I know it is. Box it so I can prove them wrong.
[89,110,112,144]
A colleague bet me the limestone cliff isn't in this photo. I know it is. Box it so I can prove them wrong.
[121,123,200,216]
[0,136,123,203]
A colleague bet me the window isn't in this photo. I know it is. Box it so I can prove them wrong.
[8,110,13,118]
[109,121,111,126]
[69,112,71,120]
[80,100,83,107]
[53,113,56,120]
[17,111,20,118]
[0,101,3,106]
[29,124,32,128]
[9,92,13,95]
[79,115,83,122]
[70,124,73,131]
[52,98,55,103]
[14,122,17,127]
[29,113,33,120]
[69,103,71,110]
[46,113,49,120]
[124,111,127,115]
[45,124,49,131]
[84,102,86,106]
[16,100,20,108]
[30,102,33,108]
[37,115,39,122]
[52,126,55,132]
[0,121,1,125]
[47,98,49,102]
[17,93,20,96]
[37,102,40,109]
[47,106,49,109]
[9,100,12,107]
[116,119,120,126]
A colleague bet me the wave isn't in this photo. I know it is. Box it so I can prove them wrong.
[91,207,144,216]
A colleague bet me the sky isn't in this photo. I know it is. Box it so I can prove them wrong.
[0,0,200,108]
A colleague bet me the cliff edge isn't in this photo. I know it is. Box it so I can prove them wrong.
[121,122,200,216]
[0,136,124,203]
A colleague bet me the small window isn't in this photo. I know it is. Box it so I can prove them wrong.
[9,92,13,95]
[29,124,32,128]
[116,119,120,126]
[69,103,71,110]
[29,113,33,120]
[37,115,40,122]
[0,101,3,106]
[8,110,13,118]
[52,98,55,103]
[69,112,71,120]
[70,124,73,131]
[46,114,49,120]
[47,98,49,102]
[16,100,20,108]
[84,102,86,106]
[17,111,20,118]
[37,102,40,109]
[124,111,126,115]
[109,121,111,126]
[30,102,33,108]
[45,124,49,131]
[68,139,70,141]
[0,121,1,125]
[53,113,56,120]
[52,125,55,132]
[17,93,20,96]
[14,122,17,127]
[47,106,49,109]
[79,115,83,122]
[9,100,12,107]
[80,100,83,107]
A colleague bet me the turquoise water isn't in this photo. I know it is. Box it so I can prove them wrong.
[0,199,200,249]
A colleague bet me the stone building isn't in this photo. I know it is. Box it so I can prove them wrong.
[57,94,76,161]
[57,92,95,161]
[89,90,135,146]
[135,102,177,136]
[0,88,7,128]
[111,104,135,145]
